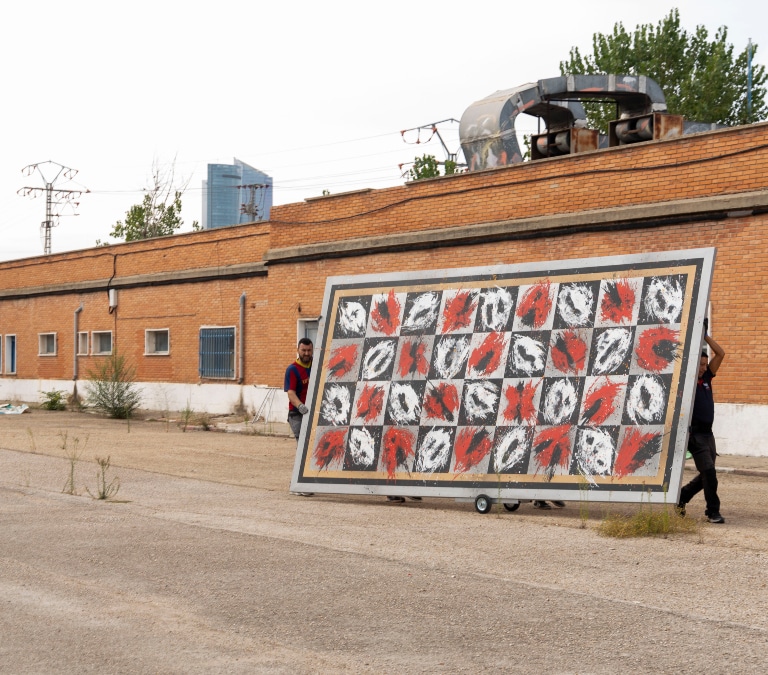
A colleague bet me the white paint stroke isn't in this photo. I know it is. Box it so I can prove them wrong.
[403,292,440,332]
[593,328,632,375]
[361,340,396,380]
[347,427,376,468]
[493,427,529,472]
[337,301,367,336]
[463,381,500,422]
[575,427,615,477]
[479,287,514,332]
[542,379,578,425]
[415,428,453,473]
[644,277,683,324]
[433,335,471,379]
[626,375,666,424]
[388,382,422,425]
[509,334,547,375]
[557,283,594,326]
[320,384,352,425]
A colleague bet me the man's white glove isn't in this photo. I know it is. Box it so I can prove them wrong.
[297,404,309,415]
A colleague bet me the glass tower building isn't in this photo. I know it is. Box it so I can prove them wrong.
[202,158,273,229]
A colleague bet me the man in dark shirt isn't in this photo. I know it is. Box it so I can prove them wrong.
[285,337,313,440]
[678,327,726,523]
[286,338,314,496]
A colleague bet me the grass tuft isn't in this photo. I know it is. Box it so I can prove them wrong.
[597,504,699,538]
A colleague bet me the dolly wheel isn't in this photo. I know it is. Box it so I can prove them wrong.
[503,502,520,512]
[474,494,493,514]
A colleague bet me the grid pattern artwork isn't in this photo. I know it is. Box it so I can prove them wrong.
[291,250,715,503]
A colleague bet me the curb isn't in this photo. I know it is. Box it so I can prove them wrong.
[718,467,768,478]
[685,461,768,479]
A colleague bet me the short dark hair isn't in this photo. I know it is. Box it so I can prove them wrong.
[701,350,709,359]
[298,337,313,347]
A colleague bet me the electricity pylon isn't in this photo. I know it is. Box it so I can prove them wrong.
[18,161,87,254]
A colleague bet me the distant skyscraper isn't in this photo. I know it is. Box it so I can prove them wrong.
[202,158,273,229]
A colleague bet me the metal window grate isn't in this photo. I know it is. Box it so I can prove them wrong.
[199,327,235,379]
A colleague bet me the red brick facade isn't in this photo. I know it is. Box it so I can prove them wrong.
[2,123,768,414]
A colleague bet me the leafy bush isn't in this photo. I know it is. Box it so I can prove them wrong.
[40,389,67,410]
[86,352,142,419]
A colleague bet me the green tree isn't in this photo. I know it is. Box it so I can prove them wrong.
[408,154,458,181]
[560,9,767,132]
[108,161,199,242]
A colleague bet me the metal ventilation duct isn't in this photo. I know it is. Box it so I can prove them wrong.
[460,75,668,171]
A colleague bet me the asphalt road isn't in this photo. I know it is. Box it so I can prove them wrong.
[1,411,768,673]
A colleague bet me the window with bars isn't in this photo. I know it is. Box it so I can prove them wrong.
[199,327,236,379]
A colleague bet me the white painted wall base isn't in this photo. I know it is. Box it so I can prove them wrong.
[2,380,766,456]
[714,403,768,457]
[0,379,289,424]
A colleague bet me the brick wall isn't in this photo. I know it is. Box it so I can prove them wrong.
[2,123,768,410]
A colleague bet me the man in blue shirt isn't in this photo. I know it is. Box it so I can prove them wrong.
[678,324,726,523]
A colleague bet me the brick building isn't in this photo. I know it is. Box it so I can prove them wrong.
[1,121,767,455]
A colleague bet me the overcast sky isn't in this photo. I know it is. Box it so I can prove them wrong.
[2,1,766,261]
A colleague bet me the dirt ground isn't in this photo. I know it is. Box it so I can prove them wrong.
[2,408,768,674]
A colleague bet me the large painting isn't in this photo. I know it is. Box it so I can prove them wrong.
[290,249,715,505]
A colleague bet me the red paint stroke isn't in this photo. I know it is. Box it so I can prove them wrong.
[550,330,587,373]
[423,382,460,423]
[532,425,571,480]
[580,379,623,425]
[468,331,506,376]
[313,429,347,470]
[327,343,359,378]
[517,280,552,329]
[442,290,477,332]
[382,427,416,479]
[454,427,492,473]
[635,326,680,372]
[370,289,401,336]
[614,428,662,478]
[502,381,539,424]
[355,383,385,422]
[398,338,429,377]
[600,279,635,324]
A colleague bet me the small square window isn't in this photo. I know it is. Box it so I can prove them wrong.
[77,332,89,355]
[297,318,319,346]
[92,331,112,355]
[39,333,57,356]
[145,329,170,355]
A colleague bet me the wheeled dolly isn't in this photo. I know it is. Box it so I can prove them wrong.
[472,493,523,514]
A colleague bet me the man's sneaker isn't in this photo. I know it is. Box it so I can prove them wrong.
[677,503,686,517]
[533,500,552,509]
[386,496,405,503]
[290,492,314,497]
[551,501,566,508]
[707,513,725,524]
[407,496,423,501]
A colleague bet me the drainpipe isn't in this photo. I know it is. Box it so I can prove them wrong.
[238,292,246,383]
[73,303,83,380]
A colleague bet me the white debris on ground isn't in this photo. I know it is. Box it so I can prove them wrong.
[0,403,29,414]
